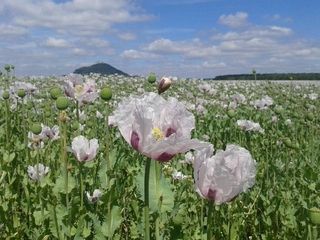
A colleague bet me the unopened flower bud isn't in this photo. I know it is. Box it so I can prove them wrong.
[158,77,172,94]
[56,97,69,110]
[147,73,156,84]
[100,87,112,101]
[17,89,26,98]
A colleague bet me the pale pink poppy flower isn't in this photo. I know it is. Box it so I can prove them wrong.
[109,92,209,162]
[40,124,60,141]
[63,74,98,104]
[27,163,50,181]
[86,189,102,203]
[194,144,256,204]
[71,136,99,162]
[236,119,264,133]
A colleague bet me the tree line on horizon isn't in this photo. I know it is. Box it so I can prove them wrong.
[211,73,320,81]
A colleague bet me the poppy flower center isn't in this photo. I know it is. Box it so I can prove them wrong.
[75,84,84,96]
[151,127,164,141]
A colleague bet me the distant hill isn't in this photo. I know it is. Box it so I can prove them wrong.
[74,63,129,76]
[213,73,320,80]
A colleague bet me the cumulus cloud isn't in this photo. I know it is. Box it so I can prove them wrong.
[1,0,151,35]
[145,38,219,58]
[219,12,249,28]
[118,32,136,41]
[121,49,157,59]
[202,61,226,68]
[45,37,70,48]
[0,24,27,37]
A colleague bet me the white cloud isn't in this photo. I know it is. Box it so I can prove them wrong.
[45,37,70,48]
[0,24,27,37]
[72,48,90,56]
[2,0,151,35]
[121,49,157,59]
[202,61,226,68]
[118,32,136,41]
[145,38,219,58]
[219,12,249,28]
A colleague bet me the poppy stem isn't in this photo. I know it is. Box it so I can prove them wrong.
[79,162,84,210]
[144,158,151,240]
[207,201,214,240]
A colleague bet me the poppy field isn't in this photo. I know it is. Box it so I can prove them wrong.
[0,68,319,240]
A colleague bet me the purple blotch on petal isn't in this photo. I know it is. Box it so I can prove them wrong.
[165,127,176,137]
[130,131,140,150]
[156,152,175,162]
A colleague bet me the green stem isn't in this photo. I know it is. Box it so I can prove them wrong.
[60,118,68,208]
[76,101,80,123]
[207,202,214,240]
[201,199,204,240]
[144,158,151,240]
[5,99,10,150]
[53,204,61,240]
[79,163,84,210]
[155,162,161,240]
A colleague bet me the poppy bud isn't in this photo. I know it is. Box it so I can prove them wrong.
[158,77,172,94]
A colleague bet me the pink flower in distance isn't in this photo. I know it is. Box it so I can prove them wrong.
[194,144,256,204]
[109,92,209,162]
[71,136,99,162]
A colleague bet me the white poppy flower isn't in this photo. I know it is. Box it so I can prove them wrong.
[27,163,50,181]
[86,189,102,203]
[109,92,209,162]
[28,132,45,149]
[236,120,264,133]
[63,74,98,104]
[71,136,99,162]
[194,144,256,204]
[41,124,60,141]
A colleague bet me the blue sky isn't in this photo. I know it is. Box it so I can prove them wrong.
[0,0,320,77]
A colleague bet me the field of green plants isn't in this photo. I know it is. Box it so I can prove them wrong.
[0,66,319,240]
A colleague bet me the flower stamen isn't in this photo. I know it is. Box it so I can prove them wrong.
[152,127,164,141]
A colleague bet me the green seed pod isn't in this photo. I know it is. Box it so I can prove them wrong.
[50,87,62,100]
[309,207,320,225]
[100,87,112,101]
[56,96,69,110]
[17,89,26,98]
[30,123,42,135]
[2,90,10,100]
[283,138,292,148]
[147,73,156,84]
[227,109,236,118]
[306,112,314,121]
